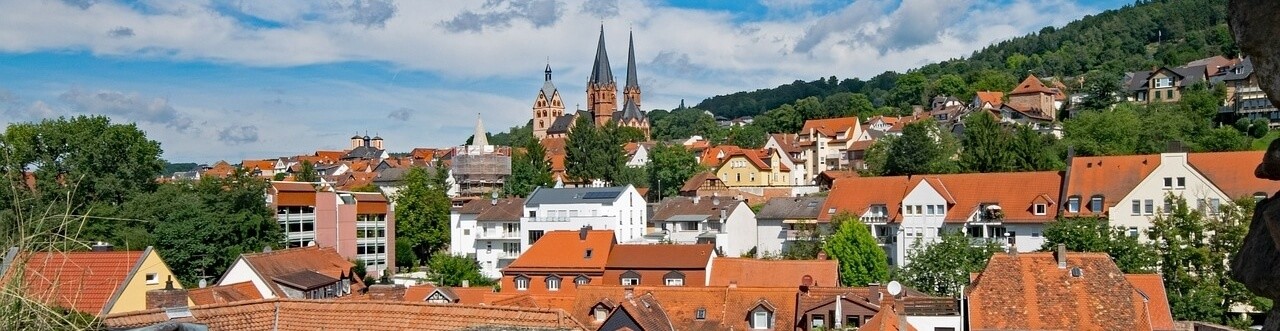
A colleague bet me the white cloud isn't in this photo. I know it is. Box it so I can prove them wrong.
[58,88,196,132]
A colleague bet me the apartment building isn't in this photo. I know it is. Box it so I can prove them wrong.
[646,196,756,256]
[267,181,395,276]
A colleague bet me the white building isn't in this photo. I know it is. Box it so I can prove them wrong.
[763,134,809,185]
[753,196,827,257]
[646,196,756,256]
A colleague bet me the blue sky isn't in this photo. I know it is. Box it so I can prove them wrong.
[0,0,1125,163]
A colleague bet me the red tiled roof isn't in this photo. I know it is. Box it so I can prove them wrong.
[967,252,1153,331]
[314,150,345,163]
[1188,151,1275,199]
[204,160,236,178]
[769,134,802,154]
[189,281,263,306]
[911,171,1062,223]
[859,297,918,331]
[708,258,839,288]
[680,172,724,193]
[700,145,744,168]
[409,148,438,160]
[402,285,494,304]
[1009,74,1055,95]
[235,246,359,297]
[21,250,146,316]
[975,91,1004,108]
[820,176,912,222]
[802,117,860,137]
[270,181,318,192]
[569,285,798,331]
[101,298,587,330]
[1064,154,1160,216]
[240,160,275,173]
[505,230,616,274]
[605,245,714,270]
[1126,274,1175,331]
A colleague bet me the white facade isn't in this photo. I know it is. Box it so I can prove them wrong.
[897,181,950,266]
[650,200,756,257]
[763,136,808,185]
[626,144,650,168]
[217,259,278,299]
[1108,153,1229,239]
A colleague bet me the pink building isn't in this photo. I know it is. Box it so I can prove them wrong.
[268,181,395,277]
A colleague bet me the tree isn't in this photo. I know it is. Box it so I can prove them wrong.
[959,114,1013,173]
[1078,70,1121,111]
[1009,125,1064,171]
[822,93,876,119]
[613,126,647,144]
[969,70,1017,94]
[394,166,452,264]
[1250,118,1270,139]
[884,119,956,175]
[395,238,417,270]
[888,72,927,108]
[504,135,553,197]
[822,213,889,287]
[565,116,603,182]
[647,143,700,200]
[1063,104,1142,156]
[726,125,768,149]
[295,160,318,183]
[427,252,496,287]
[1196,127,1249,152]
[898,231,1001,297]
[755,104,804,134]
[651,108,721,141]
[1040,217,1157,273]
[860,137,894,176]
[929,74,970,100]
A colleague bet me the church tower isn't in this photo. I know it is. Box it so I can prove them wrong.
[533,63,564,140]
[587,26,618,127]
[623,31,641,109]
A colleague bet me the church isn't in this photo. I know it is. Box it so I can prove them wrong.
[533,27,650,141]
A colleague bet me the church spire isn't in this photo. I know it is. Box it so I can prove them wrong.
[625,30,639,90]
[588,25,613,85]
[472,114,488,147]
[544,63,552,81]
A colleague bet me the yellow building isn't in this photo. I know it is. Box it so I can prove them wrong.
[4,245,189,316]
[715,148,792,187]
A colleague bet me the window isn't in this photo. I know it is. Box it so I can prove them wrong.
[528,230,544,244]
[1163,177,1173,189]
[1255,192,1269,202]
[926,205,936,215]
[1144,199,1154,215]
[664,271,685,286]
[575,275,590,286]
[1132,200,1141,215]
[937,205,945,214]
[1176,177,1186,189]
[621,271,640,286]
[584,248,593,259]
[1210,198,1221,214]
[594,306,609,322]
[514,276,529,291]
[1128,227,1139,238]
[546,276,561,291]
[1163,198,1173,214]
[696,308,707,320]
[811,315,826,328]
[665,278,684,286]
[1067,197,1080,213]
[1089,196,1103,213]
[1155,77,1173,88]
[1033,204,1047,216]
[1031,232,1041,237]
[752,310,772,329]
[1167,90,1174,99]
[145,273,159,285]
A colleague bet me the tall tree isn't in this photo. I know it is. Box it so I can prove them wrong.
[888,72,927,108]
[929,74,970,100]
[1041,217,1157,273]
[822,213,889,287]
[427,252,497,287]
[394,166,452,264]
[1077,70,1122,111]
[884,119,957,175]
[726,125,768,149]
[1009,125,1064,171]
[504,135,553,197]
[959,114,1013,172]
[295,160,318,183]
[565,116,603,182]
[898,231,1001,297]
[647,143,700,200]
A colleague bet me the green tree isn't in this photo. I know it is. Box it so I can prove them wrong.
[395,238,417,269]
[822,213,889,286]
[651,108,721,141]
[959,114,1013,172]
[888,72,927,108]
[295,160,318,183]
[1077,70,1121,111]
[1063,104,1142,156]
[647,143,700,200]
[755,104,804,134]
[822,93,876,119]
[899,231,1001,297]
[504,135,553,197]
[726,125,768,149]
[613,126,647,143]
[1040,217,1157,273]
[969,70,1017,94]
[884,119,956,175]
[395,166,452,264]
[427,252,497,287]
[860,137,894,176]
[1250,119,1270,139]
[1196,127,1249,152]
[565,116,603,182]
[1009,125,1064,171]
[1148,195,1263,323]
[929,74,970,100]
[613,165,650,189]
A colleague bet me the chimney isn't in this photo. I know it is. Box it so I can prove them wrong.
[868,283,881,299]
[1056,243,1067,268]
[579,227,589,241]
[145,276,189,310]
[366,284,407,301]
[817,251,828,260]
[462,280,470,288]
[91,242,113,252]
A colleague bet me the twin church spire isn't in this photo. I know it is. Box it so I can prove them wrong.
[534,25,649,141]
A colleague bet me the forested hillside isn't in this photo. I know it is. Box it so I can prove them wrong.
[694,0,1233,118]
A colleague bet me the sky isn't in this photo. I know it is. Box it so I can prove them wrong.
[0,0,1126,164]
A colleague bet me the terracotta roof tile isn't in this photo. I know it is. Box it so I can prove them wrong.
[605,244,714,270]
[802,117,860,137]
[1188,151,1275,199]
[820,176,912,222]
[680,172,723,193]
[769,134,802,154]
[102,298,587,330]
[568,285,797,331]
[270,181,318,192]
[1126,274,1175,331]
[708,258,838,287]
[234,246,360,297]
[204,160,236,178]
[975,91,1004,108]
[189,281,263,305]
[1009,74,1055,95]
[967,252,1153,331]
[912,171,1062,223]
[20,250,145,315]
[240,160,276,173]
[505,230,616,273]
[859,297,918,331]
[1064,154,1161,217]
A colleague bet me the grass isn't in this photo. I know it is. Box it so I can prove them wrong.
[1251,130,1280,150]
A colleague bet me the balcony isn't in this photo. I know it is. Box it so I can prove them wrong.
[496,251,521,259]
[970,237,1003,247]
[476,231,520,240]
[277,213,316,222]
[863,216,888,224]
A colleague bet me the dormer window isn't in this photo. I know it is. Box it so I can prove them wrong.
[621,270,640,286]
[1089,195,1104,213]
[585,249,593,259]
[546,275,562,291]
[1066,196,1080,213]
[751,306,774,329]
[696,308,707,320]
[575,275,591,286]
[514,275,530,291]
[594,305,609,322]
[1033,204,1047,216]
[664,271,685,286]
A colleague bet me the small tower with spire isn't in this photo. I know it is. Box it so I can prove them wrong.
[587,25,618,127]
[623,30,642,109]
[472,114,488,147]
[533,62,565,140]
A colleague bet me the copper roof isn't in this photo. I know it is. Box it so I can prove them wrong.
[101,298,587,330]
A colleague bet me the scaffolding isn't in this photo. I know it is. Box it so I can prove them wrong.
[452,146,512,197]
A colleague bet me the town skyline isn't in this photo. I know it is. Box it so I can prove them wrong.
[0,0,1125,163]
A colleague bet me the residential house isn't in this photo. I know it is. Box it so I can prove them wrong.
[216,246,363,300]
[754,196,828,256]
[972,91,1004,110]
[623,142,655,168]
[241,159,277,178]
[3,245,186,316]
[1125,65,1209,103]
[996,75,1062,137]
[267,181,395,275]
[501,229,616,296]
[715,148,792,187]
[570,285,798,330]
[451,197,524,278]
[646,196,756,256]
[966,247,1173,331]
[522,186,648,245]
[1213,58,1280,126]
[764,133,809,185]
[799,117,863,178]
[603,244,714,287]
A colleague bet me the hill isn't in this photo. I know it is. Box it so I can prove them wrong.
[694,0,1233,119]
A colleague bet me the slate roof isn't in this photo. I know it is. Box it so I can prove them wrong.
[101,299,587,331]
[548,113,580,134]
[967,252,1155,331]
[18,248,148,316]
[650,196,746,223]
[272,270,340,291]
[589,26,614,85]
[625,31,640,90]
[342,145,384,160]
[605,244,714,270]
[755,196,827,220]
[230,246,359,298]
[189,281,263,306]
[475,197,525,222]
[525,186,632,206]
[616,99,647,122]
[708,258,838,287]
[541,64,559,99]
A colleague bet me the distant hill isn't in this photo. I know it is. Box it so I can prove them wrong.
[695,0,1232,119]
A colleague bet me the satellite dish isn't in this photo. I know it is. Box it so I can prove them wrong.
[887,281,903,296]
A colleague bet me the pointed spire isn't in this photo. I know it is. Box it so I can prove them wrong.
[472,114,488,147]
[589,25,614,85]
[626,30,639,90]
[544,63,553,81]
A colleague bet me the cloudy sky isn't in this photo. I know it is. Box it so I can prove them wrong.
[0,0,1123,163]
